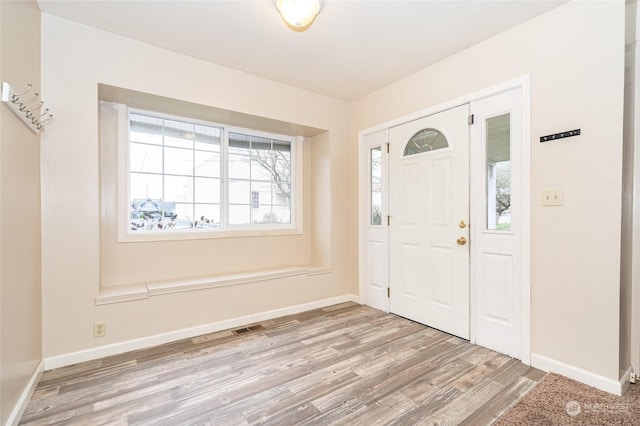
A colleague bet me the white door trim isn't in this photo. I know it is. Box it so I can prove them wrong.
[358,75,531,365]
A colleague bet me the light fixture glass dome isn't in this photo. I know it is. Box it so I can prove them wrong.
[275,0,323,31]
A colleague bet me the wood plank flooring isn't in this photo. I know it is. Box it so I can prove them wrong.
[20,303,545,425]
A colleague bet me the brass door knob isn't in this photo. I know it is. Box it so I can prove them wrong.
[458,220,467,229]
[456,236,467,245]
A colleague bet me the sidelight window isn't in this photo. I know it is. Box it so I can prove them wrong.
[486,113,511,231]
[370,146,382,225]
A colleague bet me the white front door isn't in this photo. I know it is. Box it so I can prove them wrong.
[388,104,470,339]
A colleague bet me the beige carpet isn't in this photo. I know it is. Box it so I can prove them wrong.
[494,373,640,425]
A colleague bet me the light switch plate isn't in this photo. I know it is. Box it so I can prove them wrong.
[542,189,563,206]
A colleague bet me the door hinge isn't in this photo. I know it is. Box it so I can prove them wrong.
[468,114,475,125]
[387,215,390,226]
[386,143,390,153]
[387,287,390,298]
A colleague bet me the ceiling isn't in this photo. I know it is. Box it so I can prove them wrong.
[37,0,567,101]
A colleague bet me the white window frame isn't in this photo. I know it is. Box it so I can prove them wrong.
[117,105,303,242]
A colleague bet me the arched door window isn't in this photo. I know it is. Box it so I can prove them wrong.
[403,128,448,156]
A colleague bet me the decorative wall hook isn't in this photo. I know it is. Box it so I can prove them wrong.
[18,92,39,111]
[1,82,54,134]
[39,115,54,126]
[25,101,44,119]
[11,83,32,103]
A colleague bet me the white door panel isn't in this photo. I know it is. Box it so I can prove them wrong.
[368,241,386,290]
[401,163,419,225]
[430,158,452,226]
[471,88,523,359]
[362,130,389,312]
[481,252,514,324]
[389,104,470,339]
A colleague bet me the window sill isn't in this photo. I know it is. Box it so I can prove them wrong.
[118,225,302,243]
[95,266,332,305]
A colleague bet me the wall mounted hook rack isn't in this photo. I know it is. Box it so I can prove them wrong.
[1,81,54,134]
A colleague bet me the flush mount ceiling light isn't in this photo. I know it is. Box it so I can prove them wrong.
[274,0,324,32]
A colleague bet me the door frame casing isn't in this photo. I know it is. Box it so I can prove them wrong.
[358,75,531,365]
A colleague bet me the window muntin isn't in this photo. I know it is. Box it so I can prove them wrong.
[403,128,449,156]
[128,111,294,234]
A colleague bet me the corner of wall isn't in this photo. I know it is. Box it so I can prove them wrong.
[0,1,43,424]
[310,131,331,268]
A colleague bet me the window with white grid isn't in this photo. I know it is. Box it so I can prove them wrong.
[127,111,295,235]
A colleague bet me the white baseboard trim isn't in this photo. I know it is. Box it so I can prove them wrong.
[6,360,44,426]
[620,365,633,395]
[44,294,360,371]
[531,353,623,396]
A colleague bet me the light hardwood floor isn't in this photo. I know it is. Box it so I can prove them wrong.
[20,303,545,425]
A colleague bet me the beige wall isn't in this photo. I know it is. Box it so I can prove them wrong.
[36,0,630,394]
[350,0,624,382]
[0,1,42,423]
[40,14,353,358]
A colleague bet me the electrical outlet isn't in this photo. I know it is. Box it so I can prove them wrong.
[631,373,637,384]
[93,321,106,338]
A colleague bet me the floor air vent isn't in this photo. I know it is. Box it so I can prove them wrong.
[232,324,264,335]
